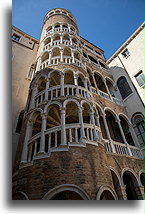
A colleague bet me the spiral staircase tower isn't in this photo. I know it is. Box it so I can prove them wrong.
[12,8,144,200]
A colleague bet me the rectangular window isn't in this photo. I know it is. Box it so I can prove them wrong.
[12,33,21,42]
[135,70,144,87]
[121,48,130,58]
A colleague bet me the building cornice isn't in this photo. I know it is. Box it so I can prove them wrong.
[107,22,144,64]
[12,25,40,44]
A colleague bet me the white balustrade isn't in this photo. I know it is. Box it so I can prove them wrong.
[65,123,81,144]
[105,140,143,159]
[84,124,100,142]
[99,90,111,100]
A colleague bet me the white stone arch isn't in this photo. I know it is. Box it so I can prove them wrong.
[96,185,118,200]
[109,167,123,186]
[13,191,29,200]
[41,51,49,62]
[42,184,90,200]
[76,70,86,80]
[104,76,114,85]
[121,167,141,186]
[29,108,43,121]
[80,100,93,111]
[36,74,47,84]
[93,70,104,80]
[139,170,144,186]
[118,113,131,125]
[62,68,75,76]
[94,103,104,115]
[48,69,63,78]
[54,22,61,28]
[44,101,62,114]
[104,107,118,118]
[63,98,80,108]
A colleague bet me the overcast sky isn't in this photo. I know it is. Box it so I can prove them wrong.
[12,0,143,60]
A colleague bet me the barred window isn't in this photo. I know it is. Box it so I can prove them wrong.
[117,76,132,100]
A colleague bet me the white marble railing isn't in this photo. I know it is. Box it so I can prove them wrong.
[105,140,143,159]
[66,123,81,144]
[46,27,76,36]
[98,90,111,100]
[35,85,92,107]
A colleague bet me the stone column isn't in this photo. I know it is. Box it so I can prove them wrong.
[50,36,53,46]
[21,120,33,163]
[74,74,79,96]
[103,78,113,100]
[30,84,38,109]
[45,78,50,101]
[60,34,63,44]
[60,73,64,96]
[102,113,116,153]
[78,107,86,141]
[39,113,47,153]
[84,78,89,98]
[60,107,66,146]
[72,50,75,63]
[135,186,144,200]
[94,112,103,140]
[70,35,73,45]
[90,110,98,141]
[48,51,52,64]
[117,185,128,200]
[60,48,63,62]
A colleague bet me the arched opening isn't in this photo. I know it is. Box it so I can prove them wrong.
[74,51,80,60]
[15,110,24,134]
[70,26,75,32]
[87,69,95,88]
[123,171,139,200]
[63,47,71,57]
[41,52,49,63]
[51,190,84,200]
[77,73,85,88]
[119,115,135,146]
[46,26,52,33]
[72,37,77,44]
[132,113,144,147]
[62,24,68,29]
[111,170,122,200]
[94,73,107,93]
[88,55,98,65]
[53,34,60,41]
[117,76,132,100]
[82,103,91,124]
[64,70,74,85]
[105,110,123,143]
[97,109,107,139]
[140,173,144,186]
[44,37,51,45]
[99,61,107,69]
[63,34,70,41]
[37,77,46,93]
[65,101,80,143]
[49,71,60,87]
[106,79,115,97]
[62,11,67,15]
[100,190,115,200]
[54,24,60,29]
[31,112,42,137]
[52,47,60,57]
[45,104,61,149]
[12,192,28,200]
[65,102,79,124]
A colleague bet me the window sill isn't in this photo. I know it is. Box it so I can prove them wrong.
[122,92,134,102]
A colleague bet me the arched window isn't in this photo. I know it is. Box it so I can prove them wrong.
[117,76,132,100]
[132,113,144,147]
[15,110,24,133]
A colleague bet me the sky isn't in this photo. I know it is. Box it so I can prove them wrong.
[12,0,143,60]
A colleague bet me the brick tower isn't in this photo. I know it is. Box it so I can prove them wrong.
[12,8,143,200]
